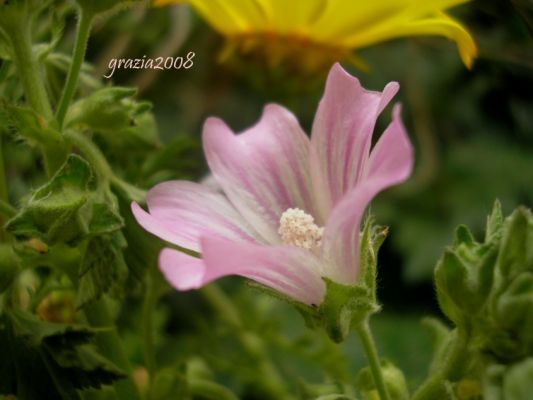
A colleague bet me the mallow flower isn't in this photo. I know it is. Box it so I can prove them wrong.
[132,63,414,306]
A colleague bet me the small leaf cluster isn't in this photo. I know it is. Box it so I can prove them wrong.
[427,201,533,399]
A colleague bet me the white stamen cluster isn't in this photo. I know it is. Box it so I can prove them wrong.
[278,208,323,250]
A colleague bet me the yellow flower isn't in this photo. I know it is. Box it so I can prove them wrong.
[154,0,477,71]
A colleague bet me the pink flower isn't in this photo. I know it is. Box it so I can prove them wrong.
[132,63,414,306]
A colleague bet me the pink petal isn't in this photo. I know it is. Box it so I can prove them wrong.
[131,181,260,253]
[203,104,314,243]
[322,105,414,283]
[310,63,399,220]
[159,238,326,306]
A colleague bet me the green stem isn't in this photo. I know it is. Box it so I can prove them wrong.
[0,199,15,219]
[56,9,94,127]
[64,130,113,181]
[0,134,8,239]
[7,20,66,175]
[355,320,391,400]
[142,269,159,400]
[201,285,288,399]
[84,298,141,400]
[8,23,53,119]
[412,328,469,400]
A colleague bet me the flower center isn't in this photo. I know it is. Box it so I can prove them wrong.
[278,208,323,250]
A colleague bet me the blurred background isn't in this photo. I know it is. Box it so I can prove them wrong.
[2,0,532,396]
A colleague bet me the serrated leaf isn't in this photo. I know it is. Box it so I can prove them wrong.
[0,309,125,398]
[1,103,63,145]
[6,155,93,244]
[66,87,159,151]
[76,232,128,308]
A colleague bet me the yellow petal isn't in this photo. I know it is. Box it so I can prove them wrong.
[154,0,266,34]
[341,11,477,68]
[255,0,325,34]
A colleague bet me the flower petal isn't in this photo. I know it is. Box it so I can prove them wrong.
[322,104,414,283]
[310,63,399,219]
[160,239,326,305]
[154,0,266,34]
[131,181,260,252]
[203,104,314,243]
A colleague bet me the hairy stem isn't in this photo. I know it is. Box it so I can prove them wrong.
[84,297,141,400]
[56,9,94,127]
[8,23,52,119]
[7,21,66,175]
[355,320,391,400]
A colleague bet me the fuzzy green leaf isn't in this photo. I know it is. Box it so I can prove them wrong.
[76,232,128,308]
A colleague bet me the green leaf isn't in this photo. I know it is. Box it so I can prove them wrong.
[6,155,93,243]
[66,87,160,151]
[76,232,128,308]
[0,308,125,399]
[1,103,63,146]
[0,243,19,294]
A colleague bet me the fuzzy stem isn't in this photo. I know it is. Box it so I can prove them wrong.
[64,130,112,182]
[8,23,52,119]
[56,9,93,127]
[84,298,141,400]
[7,21,66,175]
[355,320,391,400]
[412,328,469,400]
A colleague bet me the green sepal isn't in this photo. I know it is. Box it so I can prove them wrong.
[356,359,409,400]
[0,308,125,398]
[319,279,378,343]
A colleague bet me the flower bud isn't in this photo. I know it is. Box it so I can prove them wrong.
[435,225,498,324]
[356,359,409,400]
